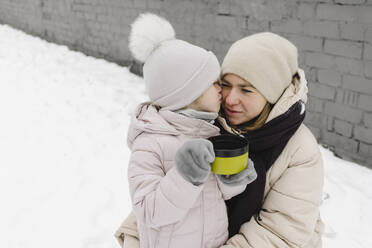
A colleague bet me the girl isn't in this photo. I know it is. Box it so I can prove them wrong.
[125,13,257,248]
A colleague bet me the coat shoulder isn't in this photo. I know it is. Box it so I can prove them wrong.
[131,132,184,163]
[288,124,321,163]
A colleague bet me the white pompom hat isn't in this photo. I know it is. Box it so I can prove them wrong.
[129,13,220,111]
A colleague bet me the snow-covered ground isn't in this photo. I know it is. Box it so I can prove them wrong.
[0,25,371,248]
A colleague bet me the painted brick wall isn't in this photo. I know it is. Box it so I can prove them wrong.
[1,0,371,168]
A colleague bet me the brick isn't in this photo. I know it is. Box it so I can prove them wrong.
[304,20,339,38]
[334,119,353,137]
[335,0,365,3]
[246,17,270,31]
[366,28,372,43]
[335,88,344,104]
[343,75,372,94]
[271,19,303,34]
[257,0,290,21]
[364,113,372,128]
[289,35,323,52]
[215,15,237,28]
[327,116,334,131]
[306,96,324,112]
[358,6,372,23]
[365,61,372,79]
[335,57,363,75]
[358,94,372,111]
[307,67,318,83]
[325,102,363,123]
[305,52,335,69]
[229,1,284,19]
[218,0,230,15]
[305,111,323,127]
[133,0,147,8]
[318,69,342,87]
[322,131,359,152]
[147,0,164,9]
[340,23,365,41]
[364,43,372,60]
[316,4,358,22]
[297,3,316,20]
[354,125,372,144]
[308,83,336,100]
[298,51,305,65]
[359,142,372,157]
[299,0,332,2]
[324,39,362,59]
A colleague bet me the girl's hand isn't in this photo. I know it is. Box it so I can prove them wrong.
[217,158,257,186]
[174,139,215,186]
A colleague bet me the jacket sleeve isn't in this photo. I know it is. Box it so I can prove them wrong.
[128,136,204,229]
[215,175,247,200]
[114,211,139,248]
[220,144,324,248]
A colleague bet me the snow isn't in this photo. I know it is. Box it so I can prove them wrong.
[0,24,371,248]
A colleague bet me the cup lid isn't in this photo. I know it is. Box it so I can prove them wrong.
[208,134,249,157]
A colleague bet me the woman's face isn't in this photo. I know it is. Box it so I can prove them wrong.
[221,74,267,125]
[188,82,222,113]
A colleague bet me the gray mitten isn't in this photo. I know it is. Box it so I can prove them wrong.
[174,139,215,186]
[217,158,257,186]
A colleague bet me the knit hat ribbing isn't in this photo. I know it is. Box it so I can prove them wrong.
[221,32,298,104]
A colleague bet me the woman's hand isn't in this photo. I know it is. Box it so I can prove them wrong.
[174,139,215,186]
[217,158,257,186]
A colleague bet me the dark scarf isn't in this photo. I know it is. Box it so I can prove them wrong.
[215,101,306,237]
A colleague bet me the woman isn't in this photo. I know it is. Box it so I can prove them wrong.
[115,32,324,248]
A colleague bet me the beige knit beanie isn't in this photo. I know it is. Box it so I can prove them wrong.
[221,32,298,104]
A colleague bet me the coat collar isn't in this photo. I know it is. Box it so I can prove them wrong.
[127,103,220,148]
[266,69,308,123]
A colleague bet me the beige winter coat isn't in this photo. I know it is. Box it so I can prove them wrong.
[125,103,247,248]
[115,69,324,248]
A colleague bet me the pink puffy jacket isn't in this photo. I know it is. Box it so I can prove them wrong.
[127,103,247,248]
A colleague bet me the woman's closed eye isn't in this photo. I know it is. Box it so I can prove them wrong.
[242,88,252,93]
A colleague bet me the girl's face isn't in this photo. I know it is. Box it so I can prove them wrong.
[221,74,267,125]
[188,82,222,113]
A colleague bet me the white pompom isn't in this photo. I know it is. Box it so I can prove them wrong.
[129,13,176,63]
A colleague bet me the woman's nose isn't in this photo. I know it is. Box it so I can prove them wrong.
[225,89,239,105]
